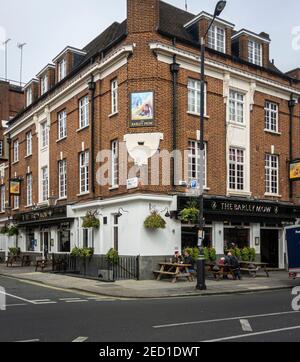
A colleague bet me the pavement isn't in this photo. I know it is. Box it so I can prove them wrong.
[0,263,299,299]
[0,275,300,342]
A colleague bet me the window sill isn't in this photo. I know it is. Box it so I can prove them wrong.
[227,121,246,129]
[76,125,89,133]
[25,205,33,209]
[58,197,67,201]
[264,193,282,198]
[56,136,67,143]
[109,185,119,191]
[12,208,20,211]
[264,129,281,136]
[187,111,210,119]
[77,192,90,197]
[40,146,48,152]
[12,161,19,165]
[227,190,252,197]
[24,154,32,159]
[109,111,119,118]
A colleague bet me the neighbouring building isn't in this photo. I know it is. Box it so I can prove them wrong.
[1,0,300,278]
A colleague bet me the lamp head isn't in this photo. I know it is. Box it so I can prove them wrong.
[214,1,226,17]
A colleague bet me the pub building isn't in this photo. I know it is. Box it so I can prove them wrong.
[1,0,300,279]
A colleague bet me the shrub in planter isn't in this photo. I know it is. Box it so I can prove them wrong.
[144,211,166,230]
[209,248,217,262]
[106,248,119,264]
[241,247,250,261]
[82,211,100,229]
[179,201,199,224]
[81,247,94,258]
[70,247,82,258]
[249,248,256,262]
[9,247,21,256]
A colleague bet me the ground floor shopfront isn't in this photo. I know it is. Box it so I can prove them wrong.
[179,196,300,269]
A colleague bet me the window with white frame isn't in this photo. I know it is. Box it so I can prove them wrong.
[41,166,48,202]
[188,79,207,115]
[26,131,32,156]
[79,151,89,194]
[58,110,67,140]
[0,140,3,157]
[79,96,89,129]
[188,140,207,187]
[111,79,118,114]
[113,214,119,252]
[265,154,279,195]
[26,173,33,206]
[265,101,279,133]
[58,159,67,199]
[41,74,48,95]
[26,88,32,106]
[0,186,5,212]
[58,59,67,81]
[14,195,20,210]
[40,121,48,148]
[229,90,244,124]
[248,40,262,66]
[207,25,226,53]
[229,148,245,191]
[13,140,19,162]
[111,140,119,187]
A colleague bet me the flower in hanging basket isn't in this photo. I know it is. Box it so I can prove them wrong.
[82,211,100,229]
[179,201,199,224]
[144,211,166,230]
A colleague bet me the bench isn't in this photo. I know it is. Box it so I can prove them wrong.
[154,263,194,283]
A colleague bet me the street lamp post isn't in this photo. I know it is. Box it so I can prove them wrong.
[196,1,227,290]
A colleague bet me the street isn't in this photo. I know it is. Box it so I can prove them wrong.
[0,275,300,342]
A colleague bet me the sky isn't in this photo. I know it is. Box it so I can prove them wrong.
[0,0,299,85]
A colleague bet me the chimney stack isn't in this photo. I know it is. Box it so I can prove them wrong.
[127,0,160,34]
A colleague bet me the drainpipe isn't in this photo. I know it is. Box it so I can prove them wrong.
[7,134,11,209]
[88,75,96,196]
[170,40,180,189]
[288,95,296,200]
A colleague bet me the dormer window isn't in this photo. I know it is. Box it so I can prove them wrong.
[248,40,262,66]
[41,74,48,95]
[58,59,67,81]
[26,88,33,106]
[207,24,225,53]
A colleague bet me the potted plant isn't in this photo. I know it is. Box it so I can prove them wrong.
[82,211,100,229]
[241,247,250,262]
[9,247,21,256]
[144,210,166,230]
[179,201,199,224]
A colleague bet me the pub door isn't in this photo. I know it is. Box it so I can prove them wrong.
[41,231,49,259]
[260,229,279,268]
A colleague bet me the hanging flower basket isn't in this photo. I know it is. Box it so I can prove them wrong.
[144,211,166,230]
[82,211,100,229]
[179,201,199,224]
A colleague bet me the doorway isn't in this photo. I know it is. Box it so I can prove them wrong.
[260,229,279,268]
[41,231,49,258]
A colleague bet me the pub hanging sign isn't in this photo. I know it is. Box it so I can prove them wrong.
[9,179,21,196]
[290,160,300,181]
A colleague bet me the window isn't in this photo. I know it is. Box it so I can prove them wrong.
[41,121,48,148]
[0,186,5,212]
[58,59,67,81]
[111,140,119,187]
[79,96,89,129]
[248,40,262,66]
[0,140,3,157]
[265,101,279,133]
[265,154,279,195]
[229,90,244,124]
[188,140,207,187]
[229,148,245,191]
[79,151,89,194]
[27,174,33,206]
[58,229,70,252]
[13,140,19,162]
[188,79,206,115]
[26,132,32,156]
[111,79,118,114]
[58,110,67,140]
[41,166,48,202]
[113,214,119,252]
[58,159,67,199]
[26,88,32,106]
[207,25,225,53]
[41,74,48,95]
[13,195,20,210]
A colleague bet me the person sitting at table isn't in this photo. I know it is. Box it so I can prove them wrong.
[183,250,194,273]
[225,252,241,280]
[172,251,182,264]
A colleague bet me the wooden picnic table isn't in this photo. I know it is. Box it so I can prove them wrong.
[35,258,49,272]
[239,261,269,278]
[153,262,194,283]
[207,263,238,280]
